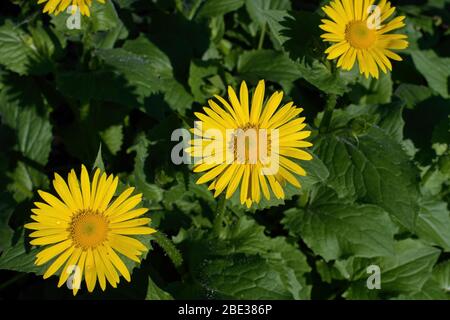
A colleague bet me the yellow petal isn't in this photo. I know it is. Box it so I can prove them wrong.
[72,251,87,295]
[104,245,131,282]
[239,81,250,124]
[97,246,119,287]
[110,218,151,229]
[43,246,74,279]
[250,80,265,125]
[240,165,251,205]
[103,187,135,216]
[36,239,72,265]
[225,165,245,199]
[80,165,91,209]
[110,208,149,224]
[93,249,107,291]
[111,227,156,235]
[30,232,70,246]
[68,170,83,209]
[280,157,307,176]
[57,248,82,288]
[52,173,77,211]
[84,249,97,292]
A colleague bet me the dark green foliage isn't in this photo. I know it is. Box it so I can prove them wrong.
[0,0,449,300]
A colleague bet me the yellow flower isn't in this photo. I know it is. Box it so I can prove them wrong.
[25,165,156,295]
[320,0,408,78]
[187,80,313,208]
[37,0,106,16]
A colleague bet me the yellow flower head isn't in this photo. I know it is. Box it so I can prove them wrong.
[25,165,156,295]
[37,0,106,16]
[320,0,409,78]
[187,80,313,208]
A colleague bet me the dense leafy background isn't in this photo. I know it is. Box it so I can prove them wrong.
[0,0,449,300]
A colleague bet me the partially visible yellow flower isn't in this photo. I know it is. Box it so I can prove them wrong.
[320,0,408,78]
[187,80,313,208]
[37,0,106,16]
[25,165,156,295]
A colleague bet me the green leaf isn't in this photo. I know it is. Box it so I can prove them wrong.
[298,60,357,95]
[245,0,291,25]
[95,48,166,98]
[146,277,174,300]
[0,77,52,201]
[344,239,440,298]
[100,125,123,155]
[0,237,45,275]
[127,134,164,204]
[433,261,450,294]
[396,260,450,300]
[376,102,405,143]
[197,254,294,299]
[237,49,300,83]
[245,0,291,46]
[348,72,393,105]
[114,0,139,8]
[281,11,322,60]
[281,11,357,94]
[416,197,450,251]
[411,50,450,98]
[177,217,311,299]
[90,1,121,32]
[188,59,224,102]
[394,84,434,109]
[198,0,245,18]
[315,127,420,230]
[0,22,54,75]
[283,188,396,261]
[96,35,193,114]
[55,70,140,106]
[316,103,405,142]
[0,192,15,252]
[93,144,105,171]
[89,1,128,50]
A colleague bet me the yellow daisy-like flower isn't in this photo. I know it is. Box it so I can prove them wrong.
[320,0,408,78]
[25,165,156,295]
[37,0,106,16]
[187,80,313,208]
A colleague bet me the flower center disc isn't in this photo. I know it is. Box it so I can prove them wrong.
[229,126,272,164]
[346,21,377,49]
[69,210,109,250]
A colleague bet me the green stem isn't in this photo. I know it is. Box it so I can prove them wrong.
[257,23,267,50]
[421,164,436,187]
[187,0,204,20]
[153,232,183,268]
[212,194,227,236]
[298,191,309,208]
[319,94,338,133]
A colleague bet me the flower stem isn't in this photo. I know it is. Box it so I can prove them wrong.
[319,94,338,133]
[212,194,227,236]
[258,23,267,50]
[153,232,183,268]
[187,0,203,20]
